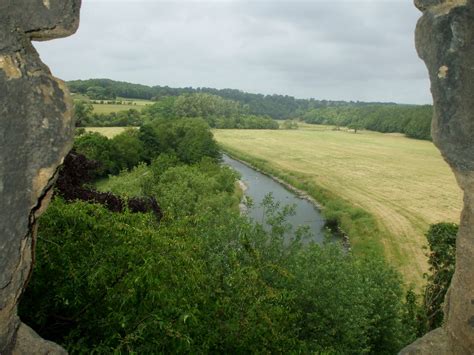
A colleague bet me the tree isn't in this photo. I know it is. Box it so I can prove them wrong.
[173,93,242,127]
[173,119,220,163]
[110,129,145,171]
[86,85,116,100]
[142,96,177,121]
[148,118,220,164]
[73,101,93,127]
[348,122,362,133]
[74,132,116,177]
[138,125,161,163]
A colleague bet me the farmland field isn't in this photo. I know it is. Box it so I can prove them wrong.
[214,125,463,286]
[92,99,151,114]
[85,127,134,138]
[91,103,143,114]
[71,94,152,114]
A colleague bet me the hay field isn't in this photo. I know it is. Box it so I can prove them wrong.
[71,95,152,114]
[92,104,139,114]
[91,100,150,114]
[85,127,134,138]
[214,125,463,285]
[116,98,152,105]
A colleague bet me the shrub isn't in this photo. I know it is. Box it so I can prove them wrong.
[21,176,412,353]
[421,223,458,331]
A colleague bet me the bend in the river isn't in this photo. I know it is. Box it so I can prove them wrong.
[222,154,326,244]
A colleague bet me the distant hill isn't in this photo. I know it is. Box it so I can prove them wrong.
[68,79,433,140]
[67,78,397,120]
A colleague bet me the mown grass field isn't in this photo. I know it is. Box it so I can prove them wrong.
[214,125,463,286]
[91,103,142,114]
[92,99,151,114]
[85,127,133,138]
[71,93,152,114]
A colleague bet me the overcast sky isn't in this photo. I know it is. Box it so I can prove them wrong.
[34,0,431,104]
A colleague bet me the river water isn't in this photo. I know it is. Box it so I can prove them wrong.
[222,155,326,244]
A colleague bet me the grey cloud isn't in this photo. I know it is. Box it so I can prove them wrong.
[34,0,431,104]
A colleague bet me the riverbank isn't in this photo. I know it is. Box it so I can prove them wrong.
[213,126,464,288]
[226,154,323,210]
[223,154,326,244]
[224,151,355,251]
[219,145,391,277]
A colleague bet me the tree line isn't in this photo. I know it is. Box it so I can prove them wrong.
[302,104,433,140]
[75,93,279,129]
[75,119,219,178]
[69,79,434,139]
[68,78,397,120]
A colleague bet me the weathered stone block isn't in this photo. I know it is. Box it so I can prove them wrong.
[402,0,474,353]
[0,0,81,353]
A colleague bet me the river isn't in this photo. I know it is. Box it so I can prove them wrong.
[222,154,326,244]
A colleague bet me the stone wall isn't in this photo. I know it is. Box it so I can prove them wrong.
[0,0,81,353]
[401,0,474,353]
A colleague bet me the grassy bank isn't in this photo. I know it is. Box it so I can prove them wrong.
[221,146,386,255]
[214,127,462,287]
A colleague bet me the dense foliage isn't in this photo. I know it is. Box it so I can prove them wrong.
[78,107,143,127]
[74,118,220,177]
[69,79,153,100]
[70,79,434,140]
[395,222,459,339]
[302,105,433,140]
[73,129,142,177]
[83,84,117,100]
[170,93,279,129]
[74,94,279,129]
[68,78,390,120]
[73,101,93,127]
[21,159,415,354]
[20,110,419,352]
[420,223,458,332]
[147,118,221,164]
[56,150,161,219]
